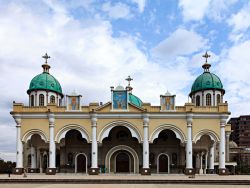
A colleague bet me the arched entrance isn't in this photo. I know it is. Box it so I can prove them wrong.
[115,152,130,173]
[75,153,87,173]
[158,154,170,173]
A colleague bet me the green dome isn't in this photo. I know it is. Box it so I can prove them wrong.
[27,72,63,96]
[190,72,224,96]
[129,93,142,107]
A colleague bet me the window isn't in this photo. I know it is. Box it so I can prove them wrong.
[39,94,44,106]
[50,95,55,104]
[217,94,221,105]
[196,95,200,106]
[206,93,212,106]
[30,95,34,106]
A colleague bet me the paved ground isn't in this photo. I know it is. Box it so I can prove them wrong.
[1,184,250,188]
[0,173,250,180]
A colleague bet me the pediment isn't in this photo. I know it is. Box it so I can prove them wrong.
[95,102,145,113]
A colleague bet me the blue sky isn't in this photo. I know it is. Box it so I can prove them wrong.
[1,0,250,161]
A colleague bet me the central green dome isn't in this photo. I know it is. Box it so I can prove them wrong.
[190,72,224,96]
[27,72,63,96]
[129,93,142,107]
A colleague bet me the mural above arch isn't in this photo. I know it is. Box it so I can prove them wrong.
[98,121,142,143]
[22,129,48,143]
[149,124,186,143]
[193,129,220,143]
[55,124,90,143]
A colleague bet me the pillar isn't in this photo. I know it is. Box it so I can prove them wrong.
[199,152,203,174]
[141,113,150,175]
[208,143,215,174]
[30,146,37,172]
[205,152,208,174]
[219,115,228,175]
[13,114,23,174]
[226,132,230,162]
[185,113,194,175]
[89,113,99,175]
[46,113,56,175]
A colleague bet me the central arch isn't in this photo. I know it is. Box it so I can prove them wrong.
[98,121,142,143]
[105,145,139,173]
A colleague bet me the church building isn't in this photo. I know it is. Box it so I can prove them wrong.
[11,52,231,175]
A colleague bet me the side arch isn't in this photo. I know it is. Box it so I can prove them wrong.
[98,120,142,143]
[105,145,139,173]
[22,129,48,143]
[55,124,90,143]
[193,129,220,143]
[149,124,186,143]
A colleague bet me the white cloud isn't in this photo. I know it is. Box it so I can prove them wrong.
[131,0,146,13]
[102,2,132,19]
[152,28,207,60]
[217,40,250,117]
[228,2,250,32]
[179,0,211,21]
[179,0,237,22]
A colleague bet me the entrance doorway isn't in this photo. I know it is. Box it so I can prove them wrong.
[75,154,86,173]
[116,152,130,173]
[158,154,169,173]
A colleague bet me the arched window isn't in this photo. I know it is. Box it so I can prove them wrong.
[196,95,200,106]
[217,94,221,105]
[50,95,55,104]
[206,93,212,106]
[39,94,44,106]
[30,95,34,106]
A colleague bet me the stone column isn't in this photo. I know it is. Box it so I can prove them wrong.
[141,113,150,175]
[30,146,37,172]
[89,113,99,175]
[185,113,194,175]
[208,143,215,173]
[46,113,56,175]
[219,115,228,175]
[199,152,203,174]
[13,114,23,174]
[226,132,230,162]
[205,152,208,174]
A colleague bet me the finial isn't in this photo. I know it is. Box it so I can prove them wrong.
[41,53,51,73]
[125,76,133,93]
[202,51,210,63]
[42,53,50,64]
[202,51,211,72]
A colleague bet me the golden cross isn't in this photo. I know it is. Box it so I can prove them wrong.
[42,53,50,64]
[202,51,210,63]
[125,76,133,86]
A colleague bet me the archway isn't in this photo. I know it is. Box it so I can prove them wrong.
[75,153,87,173]
[157,154,170,173]
[59,129,90,173]
[115,152,130,173]
[150,129,184,174]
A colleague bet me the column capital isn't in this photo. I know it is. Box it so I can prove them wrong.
[48,113,55,125]
[220,114,228,125]
[13,114,22,125]
[143,113,149,125]
[90,113,98,126]
[186,113,193,125]
[225,131,231,137]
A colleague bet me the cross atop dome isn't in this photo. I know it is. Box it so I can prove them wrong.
[42,52,51,73]
[42,53,50,64]
[202,51,211,72]
[125,76,133,93]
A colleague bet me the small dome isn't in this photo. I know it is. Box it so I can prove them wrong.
[129,93,142,107]
[27,72,63,96]
[115,85,125,90]
[190,72,225,96]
